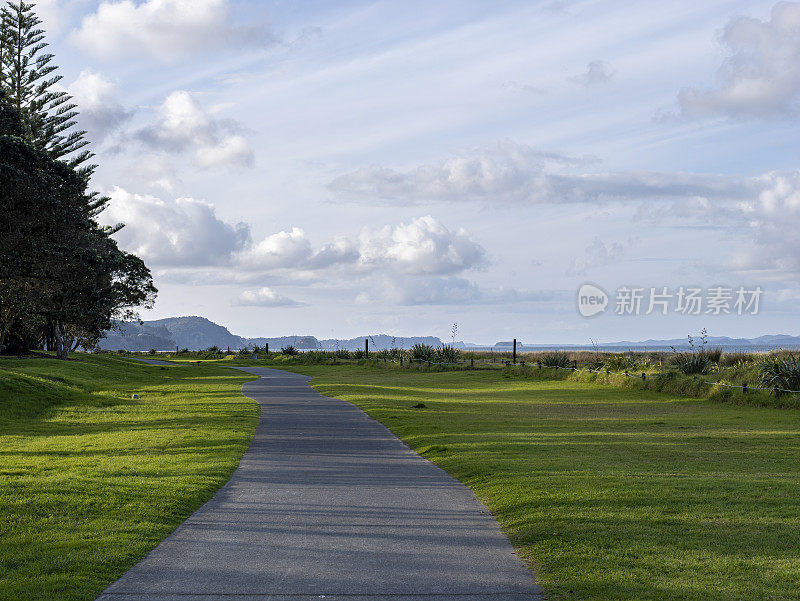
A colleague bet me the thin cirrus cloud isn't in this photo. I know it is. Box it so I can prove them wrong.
[566,237,627,276]
[328,141,748,204]
[70,0,274,61]
[679,2,800,118]
[137,91,254,169]
[570,60,614,86]
[233,287,304,308]
[358,276,566,306]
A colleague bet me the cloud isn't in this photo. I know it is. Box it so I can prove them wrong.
[567,237,626,276]
[67,70,133,140]
[237,227,314,270]
[358,276,565,306]
[328,141,746,204]
[71,0,273,61]
[357,216,486,275]
[232,287,304,307]
[237,216,483,277]
[731,171,800,278]
[138,91,253,168]
[571,60,613,86]
[679,2,800,118]
[101,186,250,266]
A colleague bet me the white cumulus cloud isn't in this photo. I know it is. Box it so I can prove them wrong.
[71,0,273,61]
[358,216,486,275]
[101,186,250,266]
[138,91,253,169]
[67,70,133,140]
[732,171,800,277]
[233,287,303,307]
[680,2,800,118]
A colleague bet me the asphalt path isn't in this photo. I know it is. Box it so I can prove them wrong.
[97,367,543,601]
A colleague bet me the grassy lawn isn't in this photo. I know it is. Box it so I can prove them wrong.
[264,363,800,601]
[0,355,258,601]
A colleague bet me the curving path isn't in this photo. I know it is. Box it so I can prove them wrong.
[97,367,543,601]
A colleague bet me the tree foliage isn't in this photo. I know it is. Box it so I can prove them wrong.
[0,1,93,176]
[0,2,157,358]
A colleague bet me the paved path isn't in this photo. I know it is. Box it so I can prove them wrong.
[97,367,543,601]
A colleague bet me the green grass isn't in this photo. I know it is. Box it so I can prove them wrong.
[264,364,800,601]
[0,354,258,601]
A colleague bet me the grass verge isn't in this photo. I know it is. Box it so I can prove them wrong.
[0,354,258,601]
[266,363,800,601]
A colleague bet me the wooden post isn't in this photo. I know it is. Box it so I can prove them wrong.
[365,338,369,358]
[641,372,646,382]
[513,339,517,365]
[400,356,403,366]
[470,358,474,368]
[743,382,748,394]
[265,342,269,354]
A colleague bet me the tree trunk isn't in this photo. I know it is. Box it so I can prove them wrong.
[0,315,14,352]
[54,323,73,360]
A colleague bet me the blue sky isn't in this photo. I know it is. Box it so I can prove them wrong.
[36,0,800,343]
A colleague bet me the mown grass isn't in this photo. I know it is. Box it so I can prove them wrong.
[0,354,258,601]
[266,364,800,601]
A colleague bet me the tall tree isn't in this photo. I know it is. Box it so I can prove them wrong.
[0,89,156,357]
[0,1,94,177]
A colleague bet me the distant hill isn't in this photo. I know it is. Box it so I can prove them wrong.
[100,322,177,352]
[98,317,444,351]
[99,316,244,351]
[98,316,800,352]
[147,317,246,350]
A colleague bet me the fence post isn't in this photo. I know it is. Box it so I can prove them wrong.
[513,339,517,365]
[265,342,269,354]
[742,382,748,394]
[641,372,646,382]
[470,358,474,368]
[537,360,541,370]
[400,356,403,366]
[625,370,629,377]
[365,338,369,358]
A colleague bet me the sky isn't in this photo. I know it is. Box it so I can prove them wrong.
[32,0,800,344]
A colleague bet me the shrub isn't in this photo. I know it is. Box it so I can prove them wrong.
[206,345,220,353]
[436,345,461,364]
[719,352,757,367]
[148,348,157,355]
[540,352,571,368]
[352,349,366,360]
[671,352,711,375]
[604,353,638,372]
[280,345,298,356]
[704,346,723,363]
[334,349,352,359]
[759,354,800,395]
[410,343,436,362]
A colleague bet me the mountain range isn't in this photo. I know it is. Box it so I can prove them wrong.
[97,316,800,352]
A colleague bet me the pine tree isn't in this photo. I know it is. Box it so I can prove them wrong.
[0,1,94,177]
